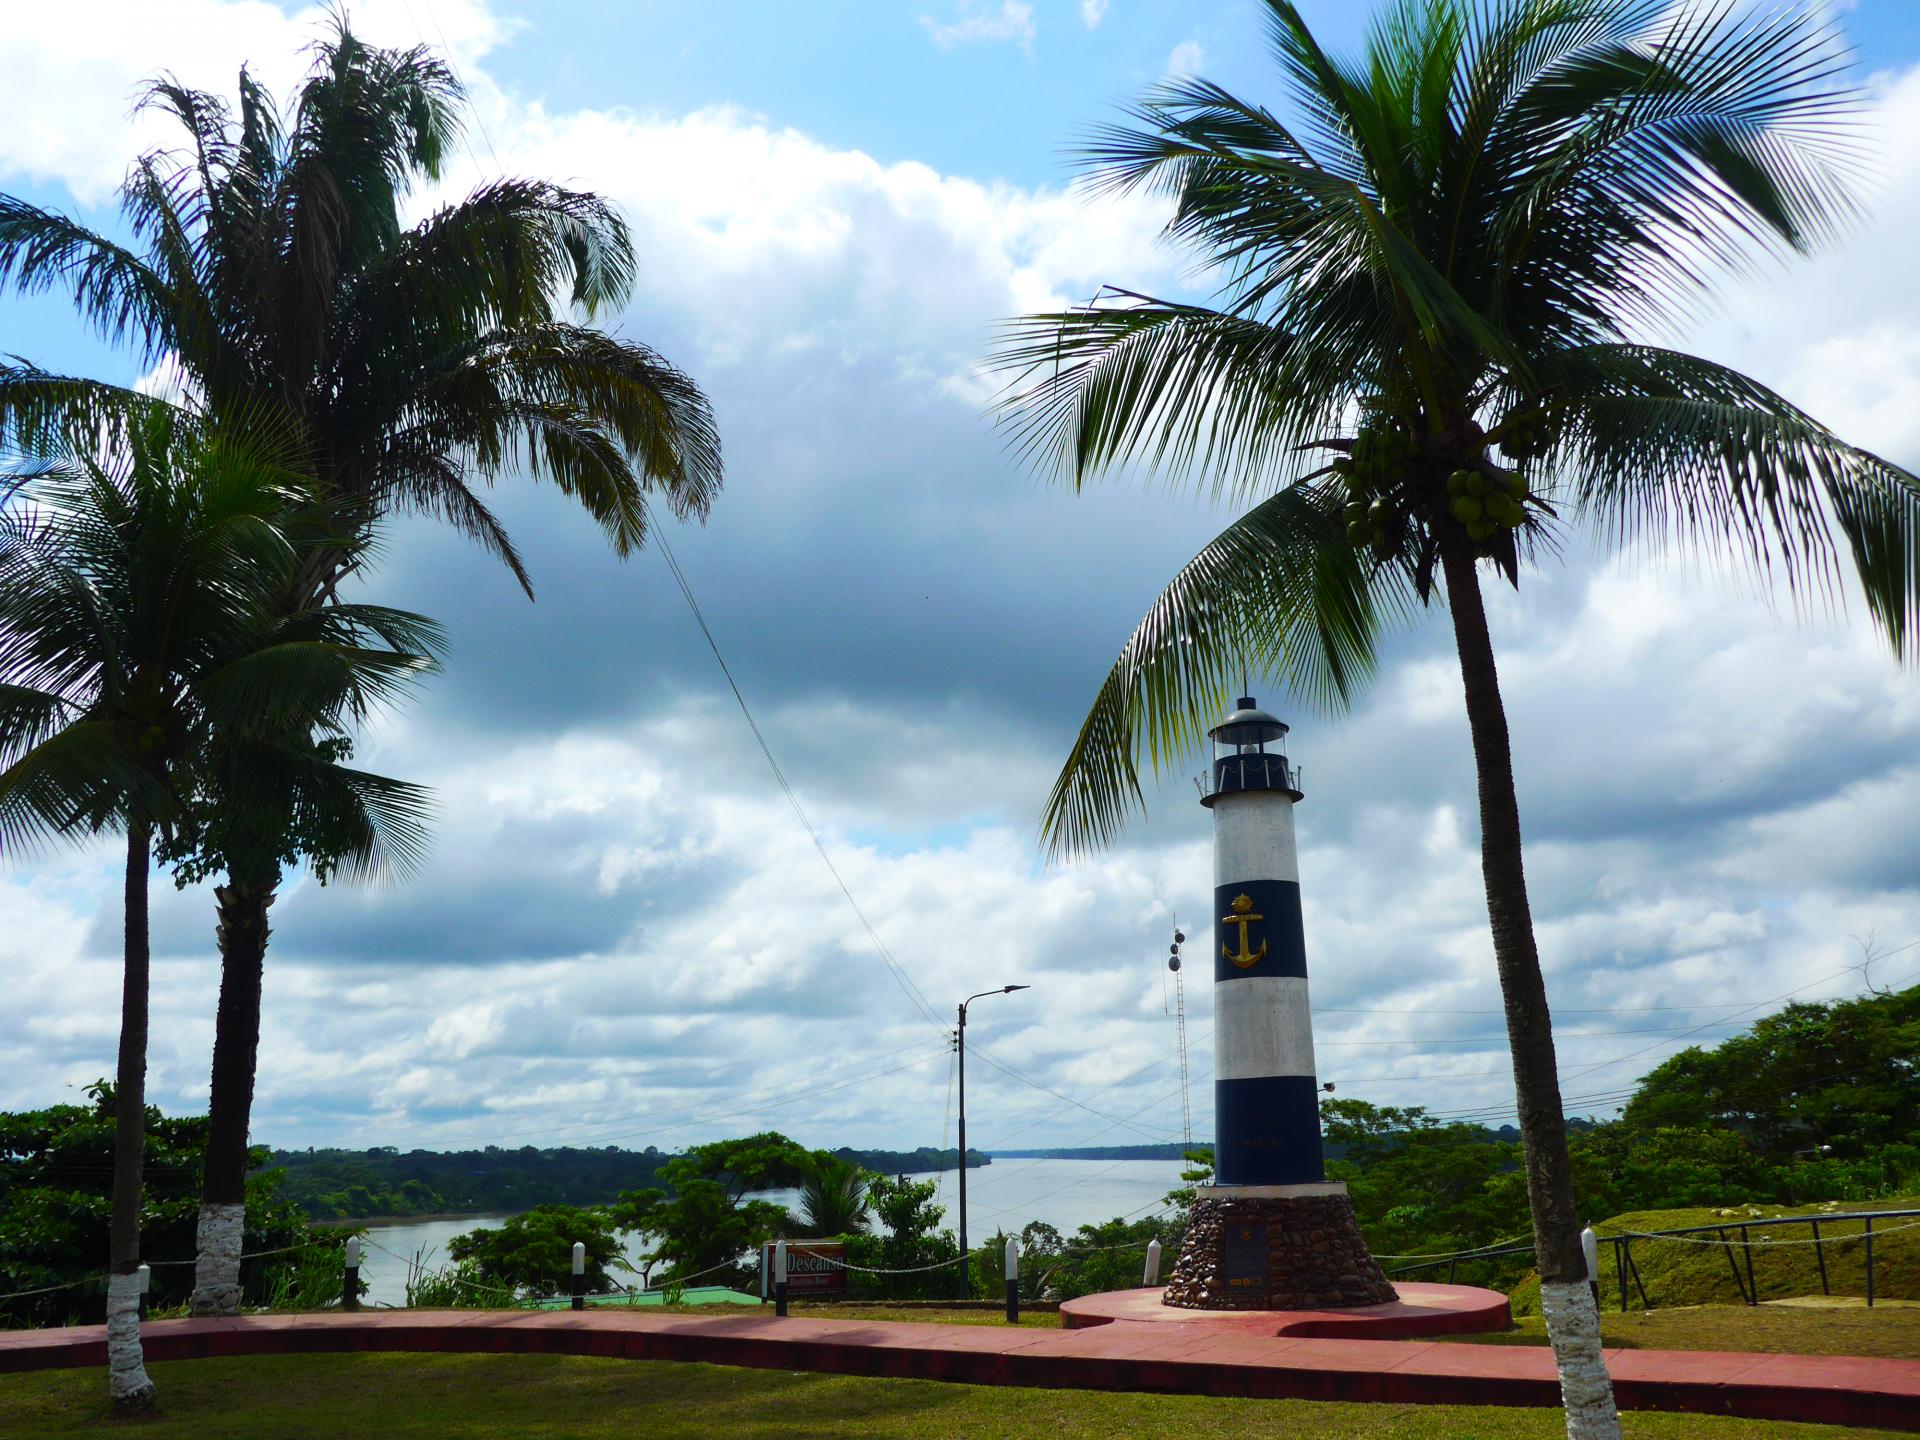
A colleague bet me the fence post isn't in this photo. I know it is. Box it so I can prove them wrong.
[1810,1219,1829,1296]
[343,1237,361,1311]
[1865,1219,1875,1309]
[1004,1238,1020,1324]
[137,1263,150,1321]
[774,1240,790,1318]
[1143,1239,1162,1288]
[571,1242,586,1312]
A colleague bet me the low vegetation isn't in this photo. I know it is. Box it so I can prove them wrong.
[1507,1197,1920,1316]
[2,1353,1909,1440]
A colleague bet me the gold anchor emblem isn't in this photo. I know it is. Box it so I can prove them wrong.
[1222,893,1266,969]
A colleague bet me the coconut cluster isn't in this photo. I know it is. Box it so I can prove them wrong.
[1496,407,1553,460]
[1332,421,1415,555]
[1328,408,1543,561]
[1446,466,1527,542]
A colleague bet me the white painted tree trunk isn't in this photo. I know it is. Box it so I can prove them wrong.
[1539,1279,1622,1440]
[106,1271,156,1408]
[189,1201,245,1316]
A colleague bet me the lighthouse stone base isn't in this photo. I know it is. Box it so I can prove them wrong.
[1164,1183,1398,1311]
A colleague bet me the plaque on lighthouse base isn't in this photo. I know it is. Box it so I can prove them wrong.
[1164,1183,1397,1311]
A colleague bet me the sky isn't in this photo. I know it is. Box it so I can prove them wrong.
[2,1,1919,1172]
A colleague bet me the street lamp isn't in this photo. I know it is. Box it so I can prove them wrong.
[957,984,1029,1293]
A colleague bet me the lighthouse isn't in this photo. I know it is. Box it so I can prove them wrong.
[1162,696,1397,1311]
[1200,697,1325,1186]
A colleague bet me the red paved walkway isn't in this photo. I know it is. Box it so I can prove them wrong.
[3,1309,1915,1431]
[1060,1282,1512,1338]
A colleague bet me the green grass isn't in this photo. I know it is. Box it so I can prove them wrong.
[2,1352,1910,1440]
[1509,1197,1920,1316]
[1448,1304,1920,1359]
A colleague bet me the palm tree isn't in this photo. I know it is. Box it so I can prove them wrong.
[0,20,723,1311]
[795,1160,873,1239]
[992,3,1920,1434]
[0,405,436,1406]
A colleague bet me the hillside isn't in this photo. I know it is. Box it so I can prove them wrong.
[1508,1195,1920,1315]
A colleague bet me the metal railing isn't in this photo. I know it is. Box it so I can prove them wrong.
[1386,1207,1920,1311]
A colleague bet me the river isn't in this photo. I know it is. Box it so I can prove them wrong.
[344,1158,1184,1306]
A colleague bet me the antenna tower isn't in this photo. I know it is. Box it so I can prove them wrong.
[1168,922,1192,1155]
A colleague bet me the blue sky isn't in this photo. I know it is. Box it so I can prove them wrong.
[3,1,1919,1167]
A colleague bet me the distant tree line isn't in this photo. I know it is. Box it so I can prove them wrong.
[269,1141,988,1220]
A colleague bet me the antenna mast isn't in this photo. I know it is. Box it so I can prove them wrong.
[1168,921,1192,1155]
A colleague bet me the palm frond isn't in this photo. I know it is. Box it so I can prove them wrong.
[1042,485,1402,857]
[1546,343,1920,655]
[0,720,160,853]
[0,200,172,354]
[992,295,1347,502]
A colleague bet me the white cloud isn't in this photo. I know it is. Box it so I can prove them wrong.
[0,0,509,204]
[1081,0,1110,29]
[1167,39,1205,76]
[922,1,1036,52]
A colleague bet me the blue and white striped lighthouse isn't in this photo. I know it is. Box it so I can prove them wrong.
[1160,698,1396,1311]
[1201,697,1323,1188]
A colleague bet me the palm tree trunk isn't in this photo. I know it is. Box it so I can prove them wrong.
[1439,536,1620,1440]
[189,869,278,1317]
[108,822,157,1409]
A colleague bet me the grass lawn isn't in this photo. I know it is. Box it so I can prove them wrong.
[3,1352,1913,1440]
[1449,1303,1920,1359]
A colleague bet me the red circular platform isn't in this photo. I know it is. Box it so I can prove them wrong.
[1059,1282,1511,1339]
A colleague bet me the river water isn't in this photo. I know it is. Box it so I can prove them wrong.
[346,1158,1183,1306]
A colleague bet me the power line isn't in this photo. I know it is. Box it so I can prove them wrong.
[651,524,947,1034]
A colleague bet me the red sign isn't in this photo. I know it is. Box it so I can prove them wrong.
[761,1241,848,1296]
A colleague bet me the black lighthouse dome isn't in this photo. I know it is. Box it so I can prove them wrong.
[1201,695,1304,806]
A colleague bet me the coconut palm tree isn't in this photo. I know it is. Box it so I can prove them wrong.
[795,1159,874,1239]
[992,3,1920,1434]
[0,19,723,1311]
[0,405,437,1406]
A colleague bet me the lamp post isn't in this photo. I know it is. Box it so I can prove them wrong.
[957,983,1029,1295]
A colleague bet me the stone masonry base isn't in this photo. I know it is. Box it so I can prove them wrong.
[1164,1185,1398,1310]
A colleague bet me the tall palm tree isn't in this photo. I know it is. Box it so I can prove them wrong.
[992,3,1920,1434]
[0,20,722,1311]
[0,405,437,1406]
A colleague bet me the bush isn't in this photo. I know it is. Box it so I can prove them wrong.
[446,1205,623,1298]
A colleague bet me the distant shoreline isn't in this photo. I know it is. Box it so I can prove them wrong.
[312,1211,518,1229]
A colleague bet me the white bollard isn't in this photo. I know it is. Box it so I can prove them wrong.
[571,1241,586,1311]
[1004,1238,1020,1322]
[343,1237,362,1311]
[136,1263,150,1319]
[774,1239,790,1317]
[1581,1225,1600,1309]
[1144,1239,1163,1287]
